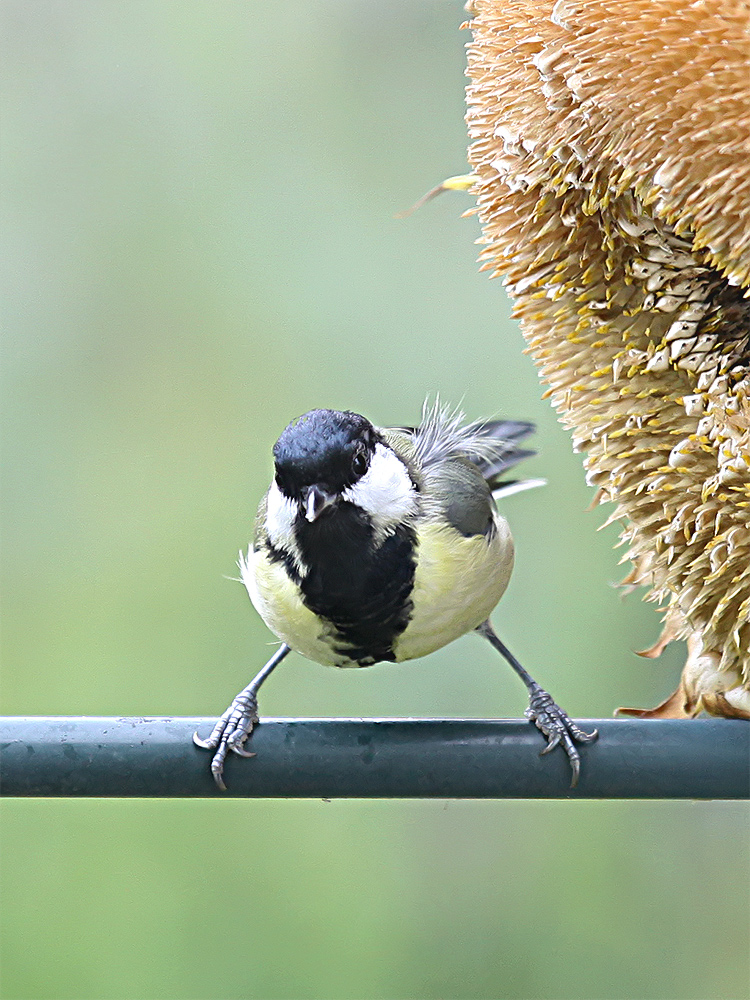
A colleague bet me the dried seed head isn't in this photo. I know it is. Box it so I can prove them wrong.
[465,0,750,717]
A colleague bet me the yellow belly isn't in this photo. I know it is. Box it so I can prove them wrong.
[240,548,346,666]
[392,515,514,662]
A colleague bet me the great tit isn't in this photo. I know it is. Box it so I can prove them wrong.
[195,403,597,789]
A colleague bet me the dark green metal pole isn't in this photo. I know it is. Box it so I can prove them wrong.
[1,717,748,798]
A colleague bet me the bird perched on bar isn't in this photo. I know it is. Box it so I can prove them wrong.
[462,0,750,719]
[195,403,596,788]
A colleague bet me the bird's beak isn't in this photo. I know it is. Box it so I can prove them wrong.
[303,485,337,522]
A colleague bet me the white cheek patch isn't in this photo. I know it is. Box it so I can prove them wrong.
[265,481,298,551]
[343,443,418,538]
[264,481,309,576]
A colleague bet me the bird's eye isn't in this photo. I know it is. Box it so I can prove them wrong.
[351,448,368,477]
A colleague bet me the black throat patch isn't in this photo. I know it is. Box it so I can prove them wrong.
[292,502,417,665]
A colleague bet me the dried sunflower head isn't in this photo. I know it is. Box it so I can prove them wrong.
[464,0,750,718]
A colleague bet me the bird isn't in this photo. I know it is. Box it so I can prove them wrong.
[194,403,597,789]
[462,0,750,720]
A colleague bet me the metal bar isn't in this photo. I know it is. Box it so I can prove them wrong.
[0,717,747,799]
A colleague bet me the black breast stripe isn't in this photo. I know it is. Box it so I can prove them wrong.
[295,503,417,665]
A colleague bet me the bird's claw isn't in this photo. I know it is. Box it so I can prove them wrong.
[193,693,259,790]
[525,684,598,787]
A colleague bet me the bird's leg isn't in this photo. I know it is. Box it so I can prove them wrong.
[476,620,598,787]
[193,643,292,790]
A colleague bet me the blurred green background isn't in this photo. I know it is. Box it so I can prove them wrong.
[1,3,747,999]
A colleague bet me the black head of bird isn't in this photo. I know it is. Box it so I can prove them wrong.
[272,409,380,523]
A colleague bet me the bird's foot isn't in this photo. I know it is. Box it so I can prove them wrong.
[525,683,598,787]
[193,690,259,791]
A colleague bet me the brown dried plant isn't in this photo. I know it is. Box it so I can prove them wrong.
[465,0,750,718]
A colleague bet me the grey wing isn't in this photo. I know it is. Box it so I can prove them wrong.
[382,425,498,537]
[422,456,498,537]
[385,405,542,533]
